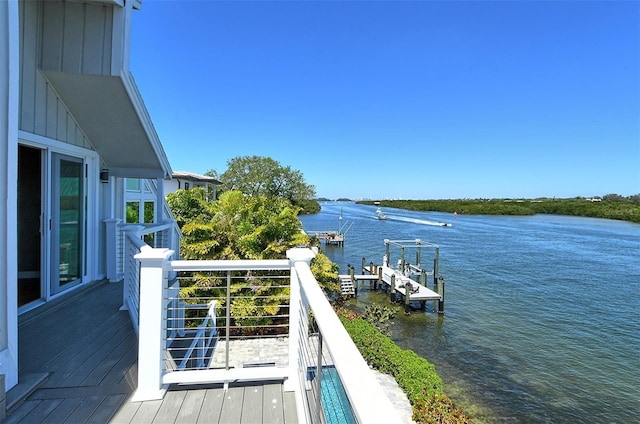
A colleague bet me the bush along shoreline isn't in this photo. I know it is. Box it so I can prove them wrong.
[338,309,472,424]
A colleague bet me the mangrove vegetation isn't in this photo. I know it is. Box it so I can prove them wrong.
[359,194,640,223]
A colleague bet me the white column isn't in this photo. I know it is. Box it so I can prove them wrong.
[0,0,19,392]
[131,247,173,401]
[155,177,164,224]
[104,219,121,282]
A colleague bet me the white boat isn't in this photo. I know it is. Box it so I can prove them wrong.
[375,208,388,220]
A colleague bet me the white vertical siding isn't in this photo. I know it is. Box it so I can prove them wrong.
[40,1,114,75]
[19,0,96,149]
[18,0,37,131]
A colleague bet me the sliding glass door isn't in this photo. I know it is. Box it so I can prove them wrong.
[51,153,85,295]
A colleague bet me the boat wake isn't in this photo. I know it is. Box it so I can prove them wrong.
[385,215,451,227]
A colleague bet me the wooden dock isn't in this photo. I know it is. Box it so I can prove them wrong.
[379,266,441,302]
[309,231,344,246]
[340,267,440,302]
[340,239,446,313]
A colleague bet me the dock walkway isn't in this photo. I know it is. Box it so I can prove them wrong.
[379,266,441,301]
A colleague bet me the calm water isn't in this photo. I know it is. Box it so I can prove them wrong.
[299,202,640,423]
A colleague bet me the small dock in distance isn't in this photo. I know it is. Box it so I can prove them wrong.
[307,210,353,247]
[310,230,345,246]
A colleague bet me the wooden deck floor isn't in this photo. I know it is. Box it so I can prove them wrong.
[5,280,297,423]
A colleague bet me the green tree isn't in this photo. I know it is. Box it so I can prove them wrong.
[310,251,341,299]
[220,156,317,208]
[204,169,220,180]
[167,189,339,334]
[178,190,307,260]
[166,187,211,229]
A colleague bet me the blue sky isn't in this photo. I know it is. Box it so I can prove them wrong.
[130,0,639,200]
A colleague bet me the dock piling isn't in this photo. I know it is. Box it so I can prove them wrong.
[433,246,440,287]
[437,276,445,314]
[390,274,396,303]
[350,265,357,296]
[404,281,412,314]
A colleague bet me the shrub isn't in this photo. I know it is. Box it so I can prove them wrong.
[339,311,472,424]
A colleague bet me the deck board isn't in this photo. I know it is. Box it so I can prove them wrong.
[219,386,244,423]
[18,398,63,423]
[42,313,133,388]
[284,391,299,424]
[130,399,163,422]
[174,389,206,423]
[85,394,127,423]
[108,398,141,423]
[7,280,296,423]
[39,397,83,423]
[20,283,121,368]
[61,395,105,424]
[263,383,286,424]
[152,390,186,423]
[195,388,224,424]
[3,400,39,424]
[241,385,263,423]
[98,341,138,387]
[75,327,136,387]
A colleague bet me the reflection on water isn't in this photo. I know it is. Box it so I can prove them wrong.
[300,202,640,423]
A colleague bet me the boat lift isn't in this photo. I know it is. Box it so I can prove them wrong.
[344,239,446,314]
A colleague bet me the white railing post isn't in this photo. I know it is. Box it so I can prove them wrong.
[132,247,174,401]
[121,225,144,313]
[284,248,316,399]
[104,218,121,282]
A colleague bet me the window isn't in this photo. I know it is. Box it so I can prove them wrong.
[126,202,140,223]
[126,178,141,192]
[144,201,155,223]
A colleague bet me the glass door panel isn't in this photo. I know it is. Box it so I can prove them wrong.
[51,153,84,294]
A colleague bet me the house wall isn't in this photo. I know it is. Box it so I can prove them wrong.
[1,0,20,390]
[164,179,219,201]
[19,0,96,148]
[164,179,180,195]
[39,1,114,75]
[18,0,134,285]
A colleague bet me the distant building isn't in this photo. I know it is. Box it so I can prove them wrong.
[164,171,222,200]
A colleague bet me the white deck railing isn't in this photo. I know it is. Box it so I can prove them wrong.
[114,222,179,333]
[130,247,403,424]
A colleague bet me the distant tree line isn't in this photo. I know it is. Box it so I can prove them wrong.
[359,194,640,223]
